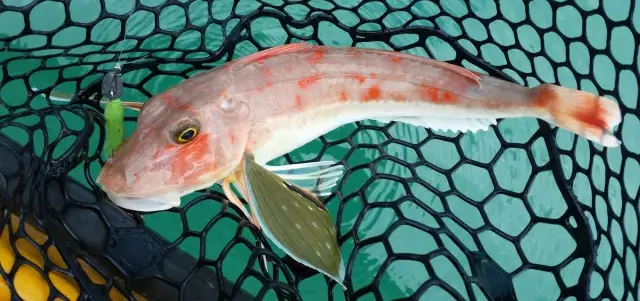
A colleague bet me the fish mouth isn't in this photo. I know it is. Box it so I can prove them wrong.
[104,190,183,212]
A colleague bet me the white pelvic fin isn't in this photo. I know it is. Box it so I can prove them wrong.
[375,116,497,133]
[263,161,345,196]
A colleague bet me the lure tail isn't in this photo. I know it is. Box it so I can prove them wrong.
[104,99,125,158]
[532,84,622,147]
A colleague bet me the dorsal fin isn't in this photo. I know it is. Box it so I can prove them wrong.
[361,48,482,86]
[233,43,314,67]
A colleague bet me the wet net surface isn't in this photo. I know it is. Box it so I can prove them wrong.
[0,0,638,300]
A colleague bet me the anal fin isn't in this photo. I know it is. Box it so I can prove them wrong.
[374,116,497,133]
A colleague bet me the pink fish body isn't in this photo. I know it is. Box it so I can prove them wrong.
[96,42,621,211]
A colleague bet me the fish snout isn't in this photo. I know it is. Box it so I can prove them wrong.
[96,161,129,196]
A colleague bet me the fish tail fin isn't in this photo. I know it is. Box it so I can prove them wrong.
[532,84,622,147]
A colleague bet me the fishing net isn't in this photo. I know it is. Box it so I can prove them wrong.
[0,0,637,300]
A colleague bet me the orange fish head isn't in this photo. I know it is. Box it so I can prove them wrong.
[96,91,252,212]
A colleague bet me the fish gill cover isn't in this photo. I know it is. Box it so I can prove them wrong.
[0,0,637,300]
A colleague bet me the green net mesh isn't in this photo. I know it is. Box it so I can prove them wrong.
[0,0,638,300]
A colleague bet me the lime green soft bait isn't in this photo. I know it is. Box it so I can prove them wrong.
[101,66,126,158]
[37,65,141,159]
[103,98,125,158]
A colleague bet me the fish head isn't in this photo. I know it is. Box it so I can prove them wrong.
[96,80,252,212]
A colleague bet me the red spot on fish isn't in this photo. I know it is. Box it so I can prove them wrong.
[176,103,196,112]
[160,94,177,106]
[338,91,348,102]
[353,75,366,84]
[390,92,407,102]
[532,84,554,108]
[266,80,274,87]
[164,143,177,152]
[152,148,161,160]
[132,170,144,183]
[294,94,304,109]
[442,91,458,103]
[169,133,211,183]
[297,75,321,89]
[391,57,402,63]
[228,132,236,144]
[307,48,326,64]
[369,73,377,78]
[264,68,273,77]
[419,86,439,102]
[362,85,382,102]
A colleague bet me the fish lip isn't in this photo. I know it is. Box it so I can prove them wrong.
[104,190,182,212]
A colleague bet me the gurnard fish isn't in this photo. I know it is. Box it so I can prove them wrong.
[95,43,622,287]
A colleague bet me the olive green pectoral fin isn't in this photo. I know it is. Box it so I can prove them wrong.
[242,154,346,288]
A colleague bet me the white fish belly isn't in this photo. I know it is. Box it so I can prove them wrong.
[251,100,536,165]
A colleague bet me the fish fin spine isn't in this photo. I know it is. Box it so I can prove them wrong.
[233,43,314,67]
[359,48,482,86]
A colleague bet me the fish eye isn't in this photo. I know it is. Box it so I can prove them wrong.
[175,126,199,144]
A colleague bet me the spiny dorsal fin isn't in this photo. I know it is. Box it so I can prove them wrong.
[361,48,482,86]
[232,43,314,67]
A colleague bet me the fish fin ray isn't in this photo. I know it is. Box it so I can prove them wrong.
[263,161,344,197]
[233,43,313,67]
[361,49,482,86]
[374,116,497,133]
[222,178,255,226]
[242,154,346,288]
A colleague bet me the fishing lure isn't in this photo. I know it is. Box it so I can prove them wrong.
[35,66,143,158]
[102,64,126,158]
